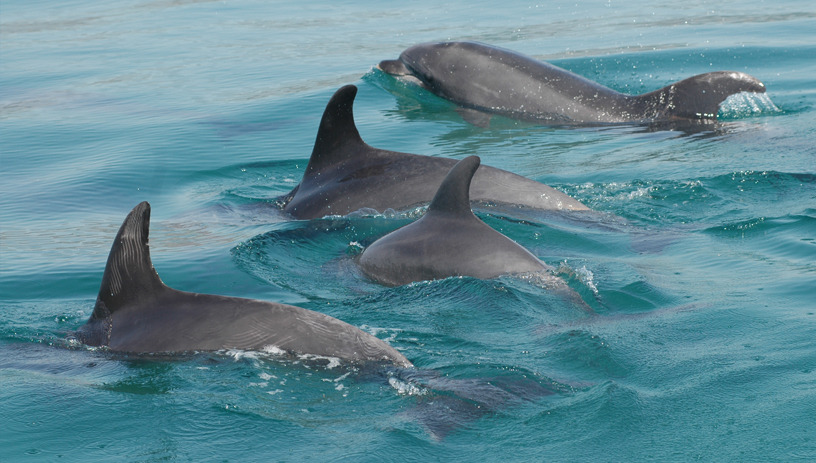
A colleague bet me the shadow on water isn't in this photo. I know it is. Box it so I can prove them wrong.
[376,365,567,440]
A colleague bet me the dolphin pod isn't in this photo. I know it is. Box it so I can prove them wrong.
[358,156,555,286]
[75,201,412,367]
[69,42,771,434]
[379,41,767,124]
[279,85,588,219]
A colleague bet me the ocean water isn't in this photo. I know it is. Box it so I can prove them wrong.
[1,0,815,460]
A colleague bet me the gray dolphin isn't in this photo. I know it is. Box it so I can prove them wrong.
[378,41,767,124]
[75,201,412,367]
[279,85,588,219]
[358,156,558,287]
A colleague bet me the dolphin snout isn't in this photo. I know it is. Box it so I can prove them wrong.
[378,59,411,76]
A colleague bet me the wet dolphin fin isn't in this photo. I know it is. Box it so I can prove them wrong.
[638,71,766,120]
[303,85,368,176]
[92,201,166,320]
[426,155,481,217]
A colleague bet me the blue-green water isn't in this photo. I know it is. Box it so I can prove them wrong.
[2,0,815,460]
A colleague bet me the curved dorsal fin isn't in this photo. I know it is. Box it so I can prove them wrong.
[638,71,766,120]
[427,156,480,217]
[304,85,367,175]
[92,202,165,319]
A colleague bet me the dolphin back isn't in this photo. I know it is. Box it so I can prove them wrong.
[636,71,766,121]
[359,156,547,286]
[76,202,412,366]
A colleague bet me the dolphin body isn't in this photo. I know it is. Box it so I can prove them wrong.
[278,85,588,219]
[358,156,556,287]
[75,202,412,367]
[378,41,767,124]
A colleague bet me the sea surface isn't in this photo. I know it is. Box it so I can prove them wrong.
[1,0,815,461]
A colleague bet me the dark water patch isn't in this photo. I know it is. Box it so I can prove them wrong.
[706,210,816,239]
[536,329,631,380]
[597,279,678,313]
[98,360,179,395]
[567,170,816,228]
[230,216,411,300]
[389,366,564,440]
[189,159,305,205]
[704,212,816,269]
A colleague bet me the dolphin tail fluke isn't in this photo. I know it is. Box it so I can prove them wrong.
[304,85,368,175]
[639,71,766,120]
[427,155,480,217]
[92,201,165,320]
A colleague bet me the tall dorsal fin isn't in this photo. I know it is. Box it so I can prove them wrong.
[638,71,766,120]
[304,85,367,175]
[92,201,165,319]
[427,156,480,217]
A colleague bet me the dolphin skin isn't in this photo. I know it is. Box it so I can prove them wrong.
[75,202,411,367]
[279,85,588,219]
[358,156,554,287]
[378,41,767,124]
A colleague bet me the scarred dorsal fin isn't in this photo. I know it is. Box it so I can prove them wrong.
[427,156,481,217]
[92,201,165,319]
[304,85,367,176]
[638,71,766,120]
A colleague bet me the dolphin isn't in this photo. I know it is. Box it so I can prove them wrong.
[278,85,588,219]
[74,201,412,367]
[378,41,767,124]
[358,156,560,287]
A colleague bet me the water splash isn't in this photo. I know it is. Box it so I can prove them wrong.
[388,376,430,397]
[719,92,780,119]
[557,261,599,296]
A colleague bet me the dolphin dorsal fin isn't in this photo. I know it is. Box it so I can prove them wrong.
[92,202,165,319]
[304,85,367,175]
[427,156,481,217]
[638,71,766,120]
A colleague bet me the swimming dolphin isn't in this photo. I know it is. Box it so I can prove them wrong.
[358,156,557,286]
[378,41,767,124]
[278,85,588,219]
[74,201,412,367]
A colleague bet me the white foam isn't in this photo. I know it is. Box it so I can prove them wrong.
[388,377,428,396]
[296,353,342,369]
[360,325,400,343]
[261,345,286,356]
[720,92,780,117]
[225,349,260,361]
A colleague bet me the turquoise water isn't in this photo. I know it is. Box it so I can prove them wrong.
[2,0,815,460]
